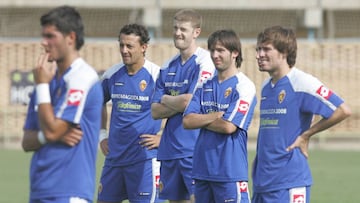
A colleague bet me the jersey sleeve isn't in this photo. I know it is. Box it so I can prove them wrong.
[183,87,202,116]
[57,65,100,124]
[23,91,39,130]
[152,69,166,103]
[191,49,216,93]
[223,76,257,131]
[291,70,344,119]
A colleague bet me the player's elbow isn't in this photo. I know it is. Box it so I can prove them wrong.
[21,138,31,152]
[151,109,162,120]
[221,124,238,134]
[342,104,352,118]
[21,135,37,152]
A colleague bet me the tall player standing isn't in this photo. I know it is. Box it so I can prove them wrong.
[97,24,163,203]
[252,25,351,203]
[22,6,103,203]
[183,29,257,203]
[151,9,216,203]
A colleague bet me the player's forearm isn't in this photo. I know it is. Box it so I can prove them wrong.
[205,118,237,135]
[183,113,218,129]
[303,103,351,139]
[151,103,178,119]
[101,105,108,129]
[161,94,192,112]
[37,104,69,142]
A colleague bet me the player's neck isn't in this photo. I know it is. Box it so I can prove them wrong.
[270,64,291,84]
[126,59,145,75]
[217,66,238,83]
[57,52,80,76]
[179,44,197,64]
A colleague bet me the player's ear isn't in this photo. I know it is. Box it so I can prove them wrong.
[66,31,77,49]
[193,27,201,39]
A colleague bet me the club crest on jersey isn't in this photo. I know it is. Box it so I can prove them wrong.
[278,90,286,104]
[67,89,84,106]
[224,87,232,98]
[316,85,333,100]
[238,100,249,114]
[139,80,147,92]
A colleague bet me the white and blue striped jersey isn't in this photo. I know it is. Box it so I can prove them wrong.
[252,67,344,193]
[152,47,216,160]
[184,72,257,182]
[101,59,161,166]
[24,58,103,201]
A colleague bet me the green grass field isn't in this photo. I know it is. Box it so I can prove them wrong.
[1,148,359,203]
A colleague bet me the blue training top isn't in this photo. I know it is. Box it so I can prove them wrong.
[101,59,161,166]
[23,58,103,201]
[184,72,257,182]
[152,47,216,160]
[252,67,344,193]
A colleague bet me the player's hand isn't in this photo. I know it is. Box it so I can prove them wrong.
[100,139,109,155]
[286,135,310,158]
[61,126,83,147]
[139,134,161,150]
[33,53,56,84]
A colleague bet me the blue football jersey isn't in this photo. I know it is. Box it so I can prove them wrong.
[24,58,103,201]
[152,47,216,160]
[252,68,344,192]
[101,59,161,166]
[184,72,257,182]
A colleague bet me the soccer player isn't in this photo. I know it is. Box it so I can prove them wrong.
[183,29,256,203]
[252,25,352,203]
[151,9,216,203]
[21,6,103,203]
[97,24,163,203]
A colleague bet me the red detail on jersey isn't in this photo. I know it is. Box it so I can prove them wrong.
[67,89,84,106]
[199,70,212,83]
[292,194,305,203]
[155,175,160,187]
[238,100,249,114]
[238,181,248,193]
[316,85,333,100]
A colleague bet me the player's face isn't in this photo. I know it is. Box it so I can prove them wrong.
[41,25,70,63]
[210,42,237,72]
[119,33,146,68]
[256,43,286,73]
[172,20,200,51]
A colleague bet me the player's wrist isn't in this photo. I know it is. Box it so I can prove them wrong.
[36,83,51,104]
[99,129,108,142]
[37,131,47,145]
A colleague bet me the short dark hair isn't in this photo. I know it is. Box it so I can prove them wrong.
[40,6,84,50]
[119,24,150,45]
[257,26,297,67]
[173,9,202,29]
[208,29,243,68]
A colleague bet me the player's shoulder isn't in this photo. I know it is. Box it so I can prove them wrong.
[100,63,125,80]
[194,47,212,62]
[143,59,161,79]
[287,67,322,92]
[69,58,99,81]
[161,53,180,70]
[235,72,256,92]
